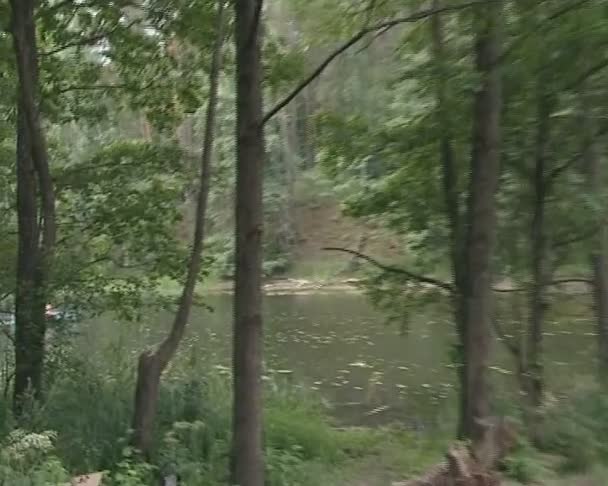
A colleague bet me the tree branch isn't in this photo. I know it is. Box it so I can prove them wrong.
[0,291,13,303]
[322,247,454,292]
[499,0,593,65]
[547,123,608,183]
[0,327,14,345]
[552,228,595,249]
[564,57,608,91]
[54,79,158,95]
[551,277,593,286]
[41,18,140,56]
[262,0,492,124]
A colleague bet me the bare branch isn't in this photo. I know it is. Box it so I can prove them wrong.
[551,277,593,286]
[55,83,131,94]
[0,327,14,345]
[322,247,454,292]
[263,0,493,124]
[54,78,158,95]
[0,291,13,303]
[355,24,392,55]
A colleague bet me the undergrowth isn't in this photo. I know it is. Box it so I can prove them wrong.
[0,333,444,486]
[0,330,606,485]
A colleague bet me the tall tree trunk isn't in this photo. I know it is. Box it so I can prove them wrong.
[524,88,552,419]
[462,0,502,442]
[131,1,226,456]
[591,244,608,387]
[584,108,608,386]
[430,0,468,439]
[10,0,56,413]
[231,0,266,484]
[13,107,45,411]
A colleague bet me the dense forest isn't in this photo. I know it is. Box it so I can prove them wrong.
[0,0,607,485]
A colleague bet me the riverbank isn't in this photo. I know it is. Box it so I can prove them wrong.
[159,274,592,297]
[210,277,364,295]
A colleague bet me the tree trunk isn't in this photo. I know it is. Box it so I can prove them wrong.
[583,108,608,386]
[591,250,608,386]
[462,0,502,442]
[131,0,226,456]
[10,0,56,413]
[430,0,468,439]
[524,89,552,420]
[231,0,266,484]
[13,106,45,412]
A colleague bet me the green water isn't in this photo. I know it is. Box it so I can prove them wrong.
[80,292,597,428]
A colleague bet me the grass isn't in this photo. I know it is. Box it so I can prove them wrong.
[1,293,607,485]
[0,331,449,486]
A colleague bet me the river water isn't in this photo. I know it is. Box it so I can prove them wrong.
[80,292,597,429]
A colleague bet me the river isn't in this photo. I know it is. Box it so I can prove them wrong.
[79,291,597,430]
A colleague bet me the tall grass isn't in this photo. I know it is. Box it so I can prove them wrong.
[0,331,447,485]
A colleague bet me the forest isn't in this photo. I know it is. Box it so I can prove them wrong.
[0,0,607,485]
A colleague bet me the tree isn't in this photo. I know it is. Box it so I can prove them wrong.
[231,0,266,484]
[460,0,502,441]
[131,0,227,456]
[10,0,56,413]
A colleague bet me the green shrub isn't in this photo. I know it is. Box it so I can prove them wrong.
[502,438,547,484]
[265,399,342,463]
[0,429,69,485]
[538,386,608,472]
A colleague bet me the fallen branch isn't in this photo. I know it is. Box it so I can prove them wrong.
[322,247,454,292]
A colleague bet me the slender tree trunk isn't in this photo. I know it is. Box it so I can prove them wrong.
[10,0,56,413]
[462,0,502,442]
[430,0,468,439]
[583,109,608,386]
[231,0,266,484]
[591,248,608,386]
[131,1,226,456]
[524,89,552,419]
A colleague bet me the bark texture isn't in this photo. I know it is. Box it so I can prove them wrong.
[131,1,226,455]
[430,0,468,439]
[524,89,552,415]
[462,0,502,442]
[10,0,56,412]
[231,0,266,484]
[584,110,608,386]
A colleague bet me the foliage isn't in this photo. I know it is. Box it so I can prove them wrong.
[0,429,69,485]
[537,386,608,472]
[0,332,436,486]
[502,437,548,484]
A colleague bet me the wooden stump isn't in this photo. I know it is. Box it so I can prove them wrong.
[393,417,518,486]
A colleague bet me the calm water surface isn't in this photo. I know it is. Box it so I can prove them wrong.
[81,292,597,428]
